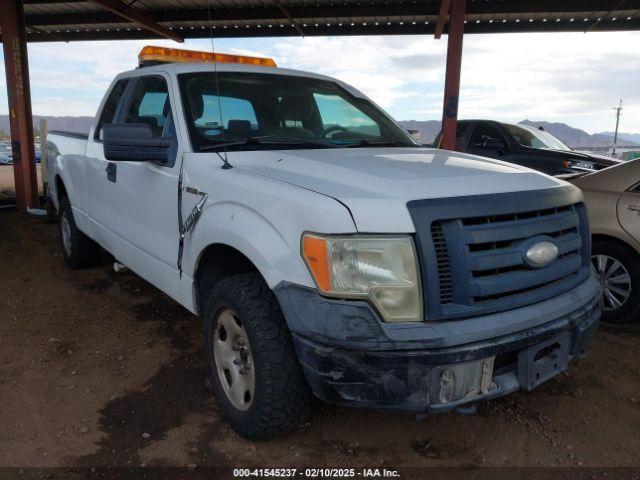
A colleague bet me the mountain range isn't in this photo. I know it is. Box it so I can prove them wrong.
[597,131,640,145]
[1,115,638,149]
[519,120,639,148]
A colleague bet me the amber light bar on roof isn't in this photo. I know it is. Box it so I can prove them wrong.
[138,46,277,67]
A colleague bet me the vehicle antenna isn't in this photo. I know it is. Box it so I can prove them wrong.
[612,99,623,158]
[208,0,232,170]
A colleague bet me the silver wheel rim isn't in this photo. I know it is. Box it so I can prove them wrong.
[61,214,72,257]
[592,254,632,311]
[213,309,255,411]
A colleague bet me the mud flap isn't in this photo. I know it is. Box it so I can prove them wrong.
[517,333,570,391]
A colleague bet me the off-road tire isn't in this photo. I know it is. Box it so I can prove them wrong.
[203,273,313,439]
[58,197,99,269]
[592,239,640,324]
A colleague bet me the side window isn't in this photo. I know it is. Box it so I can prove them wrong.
[470,123,505,147]
[314,93,381,138]
[95,79,128,141]
[124,77,171,139]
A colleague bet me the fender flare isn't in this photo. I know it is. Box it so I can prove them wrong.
[184,201,314,293]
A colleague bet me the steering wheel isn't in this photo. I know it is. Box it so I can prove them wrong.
[324,125,349,138]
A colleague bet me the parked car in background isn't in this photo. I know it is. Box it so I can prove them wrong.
[0,142,40,164]
[434,120,622,176]
[567,159,640,323]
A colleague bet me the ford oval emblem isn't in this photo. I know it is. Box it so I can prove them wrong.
[525,241,559,268]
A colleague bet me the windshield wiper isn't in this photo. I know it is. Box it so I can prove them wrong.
[344,138,415,148]
[199,135,339,152]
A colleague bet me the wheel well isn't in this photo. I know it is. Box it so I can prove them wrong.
[55,176,68,202]
[194,244,260,315]
[592,234,636,254]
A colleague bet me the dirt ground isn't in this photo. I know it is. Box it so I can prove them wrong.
[1,210,640,477]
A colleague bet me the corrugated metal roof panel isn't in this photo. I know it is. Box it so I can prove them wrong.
[9,0,640,42]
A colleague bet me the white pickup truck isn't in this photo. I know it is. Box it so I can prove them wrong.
[46,47,601,440]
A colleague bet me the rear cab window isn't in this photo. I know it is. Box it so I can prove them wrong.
[193,95,259,138]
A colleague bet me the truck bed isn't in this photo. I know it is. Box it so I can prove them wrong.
[48,131,88,156]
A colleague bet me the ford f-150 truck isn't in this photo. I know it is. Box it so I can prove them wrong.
[46,46,601,440]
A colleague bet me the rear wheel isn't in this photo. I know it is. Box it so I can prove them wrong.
[592,239,640,324]
[58,197,99,269]
[203,273,313,439]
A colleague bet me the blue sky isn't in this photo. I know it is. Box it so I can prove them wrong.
[1,31,639,133]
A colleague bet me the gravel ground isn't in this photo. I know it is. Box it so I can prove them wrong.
[1,211,639,477]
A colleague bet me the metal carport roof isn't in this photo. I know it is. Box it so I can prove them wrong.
[10,0,640,42]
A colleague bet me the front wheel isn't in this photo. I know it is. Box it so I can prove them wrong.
[203,273,313,439]
[58,197,99,269]
[592,239,640,324]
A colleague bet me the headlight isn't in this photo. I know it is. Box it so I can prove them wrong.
[301,234,422,322]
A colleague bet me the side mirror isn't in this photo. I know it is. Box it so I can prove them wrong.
[103,123,171,163]
[482,136,507,154]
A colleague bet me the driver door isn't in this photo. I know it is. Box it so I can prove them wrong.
[86,74,183,301]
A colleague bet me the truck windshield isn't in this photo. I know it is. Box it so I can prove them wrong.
[178,72,416,151]
[504,123,572,152]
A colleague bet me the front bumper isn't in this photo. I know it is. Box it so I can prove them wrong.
[277,277,600,413]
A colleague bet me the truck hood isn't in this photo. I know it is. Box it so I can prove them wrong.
[228,147,569,232]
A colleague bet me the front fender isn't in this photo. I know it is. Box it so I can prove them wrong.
[178,156,357,313]
[186,201,303,290]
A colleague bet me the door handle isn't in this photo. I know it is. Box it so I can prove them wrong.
[627,204,640,212]
[106,162,117,183]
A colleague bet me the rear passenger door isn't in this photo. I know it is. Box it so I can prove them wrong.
[86,74,183,302]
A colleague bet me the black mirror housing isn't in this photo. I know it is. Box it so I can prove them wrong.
[103,123,171,163]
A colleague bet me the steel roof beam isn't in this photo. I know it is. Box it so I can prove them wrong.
[434,0,451,39]
[1,0,40,212]
[440,0,465,151]
[86,0,183,42]
[587,0,629,31]
[273,0,304,36]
